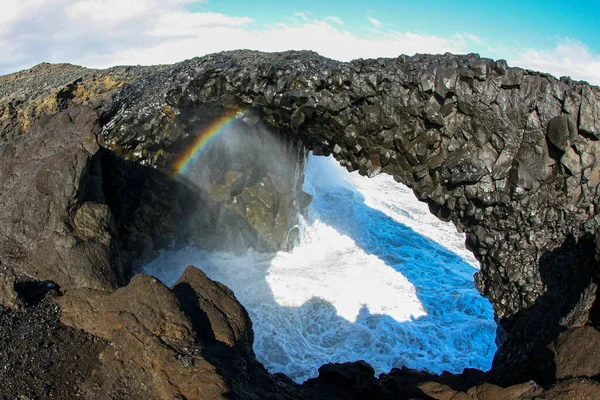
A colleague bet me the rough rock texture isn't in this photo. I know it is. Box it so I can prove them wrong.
[0,293,107,399]
[2,51,600,397]
[54,267,338,399]
[95,50,600,384]
[172,121,310,251]
[56,272,232,399]
[0,105,123,293]
[550,326,600,379]
[172,266,254,352]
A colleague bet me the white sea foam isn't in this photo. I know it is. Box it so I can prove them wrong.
[142,154,496,383]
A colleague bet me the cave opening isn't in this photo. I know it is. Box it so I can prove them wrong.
[138,119,497,383]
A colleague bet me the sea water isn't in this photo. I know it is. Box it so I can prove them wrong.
[142,154,496,383]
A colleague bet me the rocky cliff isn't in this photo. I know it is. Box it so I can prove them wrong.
[1,51,600,399]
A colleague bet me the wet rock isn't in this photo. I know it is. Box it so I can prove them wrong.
[305,361,385,399]
[315,361,376,386]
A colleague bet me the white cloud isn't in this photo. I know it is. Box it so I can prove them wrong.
[67,0,149,23]
[511,38,600,85]
[294,11,312,22]
[0,2,480,74]
[456,33,483,44]
[0,1,598,87]
[0,0,47,27]
[367,16,382,28]
[152,12,253,37]
[326,16,344,25]
[102,21,478,68]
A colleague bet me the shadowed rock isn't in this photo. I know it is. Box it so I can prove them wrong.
[2,50,600,397]
[0,105,122,294]
[172,266,254,353]
[56,273,231,399]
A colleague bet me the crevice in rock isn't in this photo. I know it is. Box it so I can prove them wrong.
[3,51,600,398]
[13,279,60,307]
[589,284,600,330]
[491,233,598,386]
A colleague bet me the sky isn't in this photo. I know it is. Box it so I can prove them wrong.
[1,0,599,84]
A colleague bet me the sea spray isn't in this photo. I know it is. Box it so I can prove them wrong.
[142,154,496,383]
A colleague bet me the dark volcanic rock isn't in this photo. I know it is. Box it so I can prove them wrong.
[0,295,106,399]
[0,105,123,295]
[540,378,600,399]
[1,51,600,397]
[172,266,254,353]
[305,361,385,399]
[56,273,230,399]
[56,270,304,399]
[93,51,600,382]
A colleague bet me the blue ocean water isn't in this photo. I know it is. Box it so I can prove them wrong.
[142,154,496,383]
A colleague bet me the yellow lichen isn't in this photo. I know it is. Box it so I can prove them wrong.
[17,94,60,131]
[162,106,176,120]
[0,105,14,122]
[72,74,125,104]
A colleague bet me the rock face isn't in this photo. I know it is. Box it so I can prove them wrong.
[0,105,123,293]
[97,51,600,384]
[1,51,600,397]
[56,271,239,399]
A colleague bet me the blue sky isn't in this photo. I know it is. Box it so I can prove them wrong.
[1,0,599,84]
[191,0,599,54]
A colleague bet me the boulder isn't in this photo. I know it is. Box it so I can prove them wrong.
[552,326,600,379]
[547,115,574,151]
[56,274,230,399]
[172,266,253,353]
[0,105,122,292]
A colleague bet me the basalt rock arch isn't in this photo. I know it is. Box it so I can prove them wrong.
[98,50,600,383]
[1,51,600,397]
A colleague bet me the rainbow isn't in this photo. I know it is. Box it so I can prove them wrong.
[170,107,247,177]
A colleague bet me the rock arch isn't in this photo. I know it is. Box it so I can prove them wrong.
[99,50,600,382]
[2,51,600,393]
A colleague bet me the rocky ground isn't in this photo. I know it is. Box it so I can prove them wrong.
[0,294,106,399]
[1,281,599,399]
[1,51,600,398]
